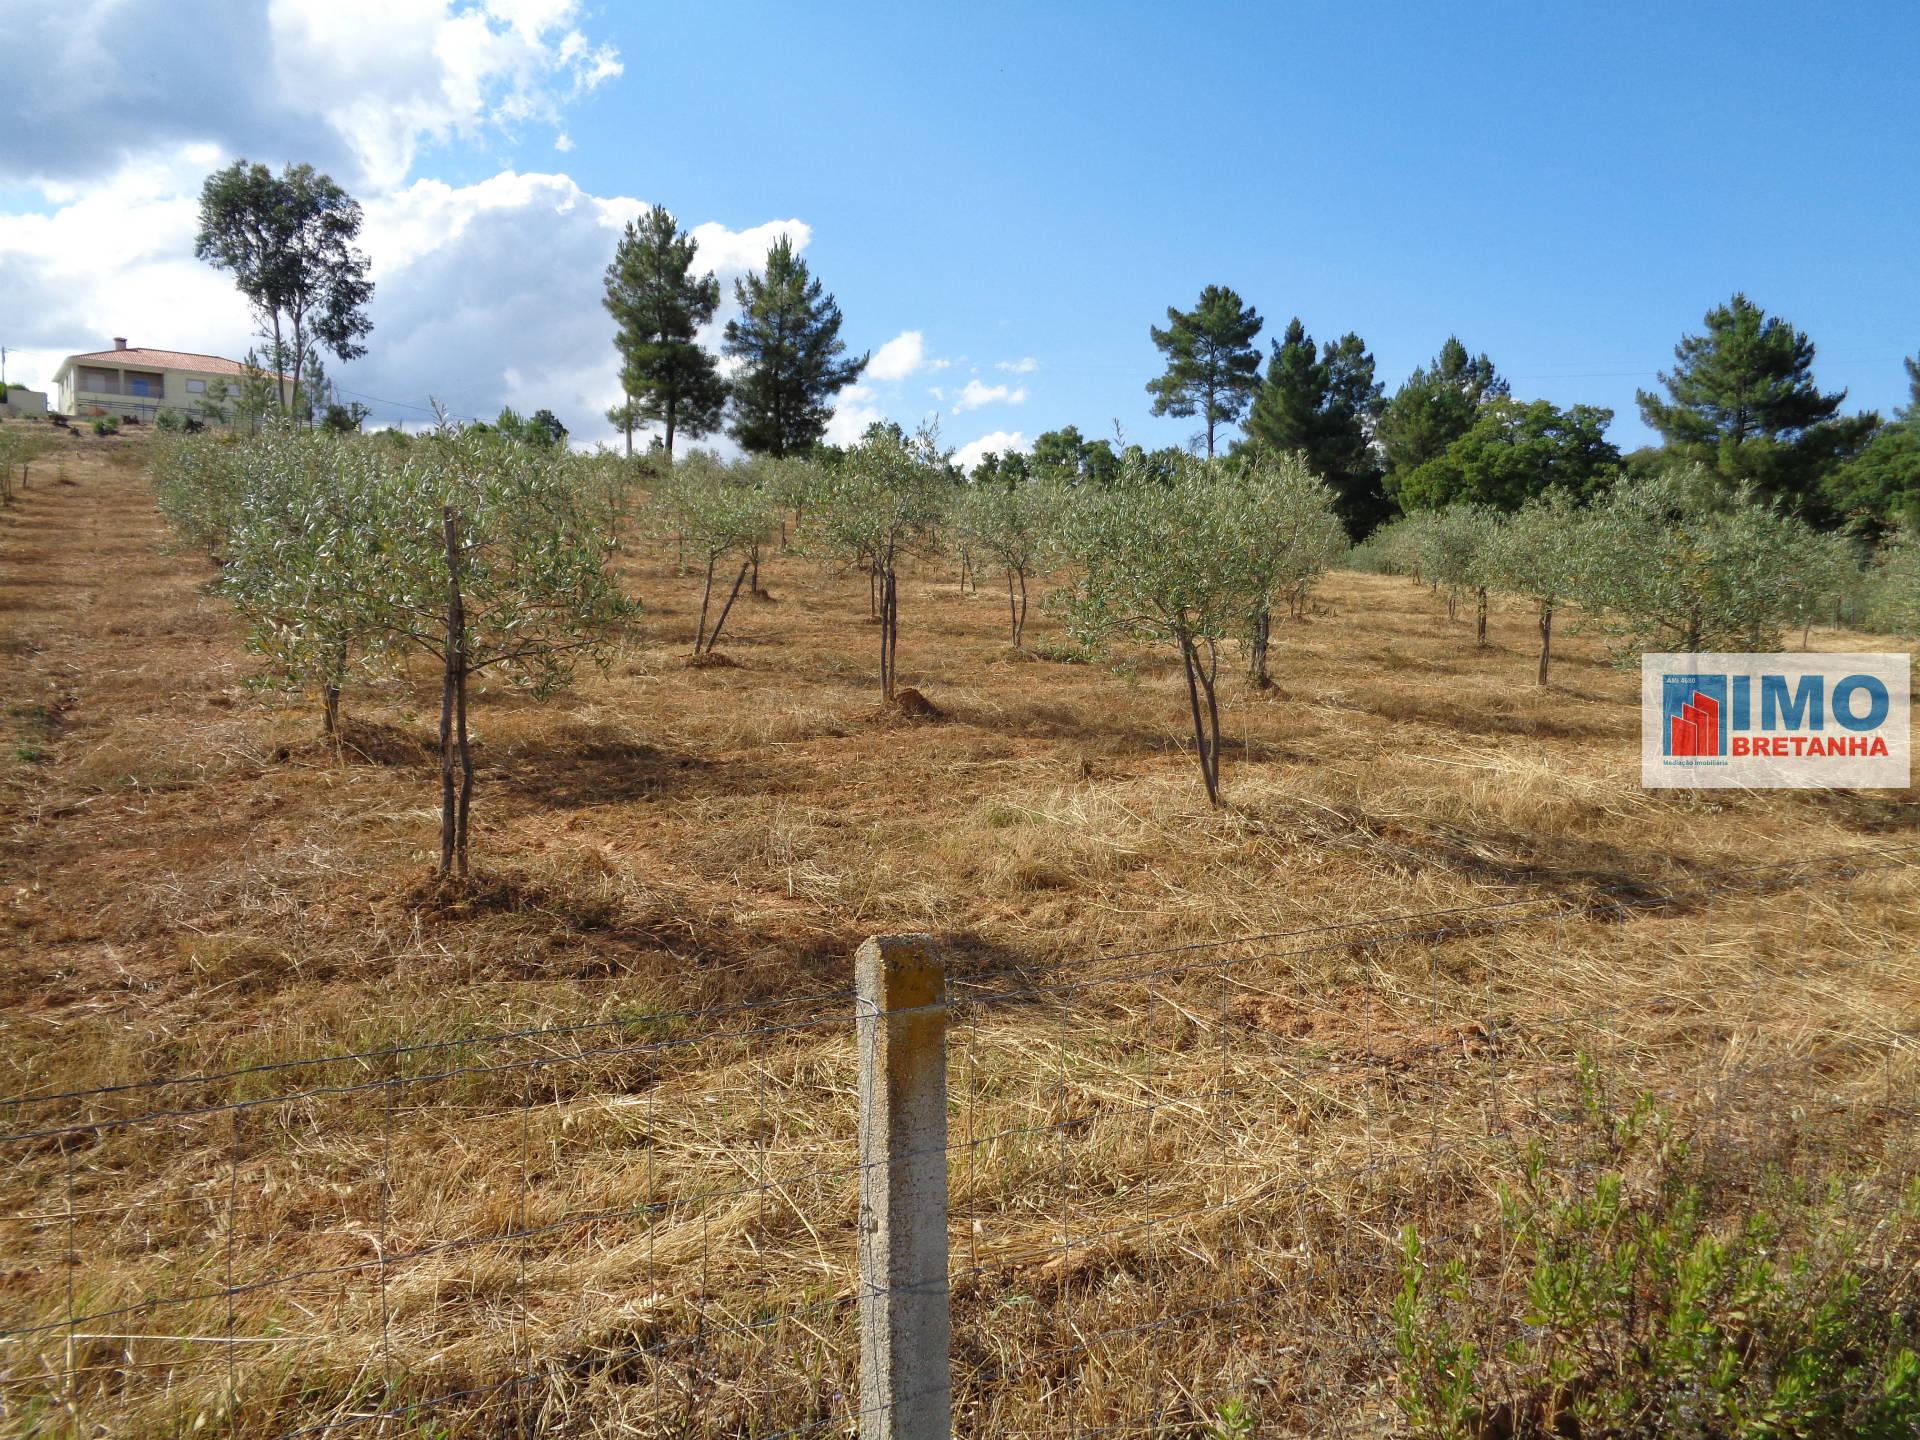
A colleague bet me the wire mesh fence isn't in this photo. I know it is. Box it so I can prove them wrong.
[3,844,1917,1437]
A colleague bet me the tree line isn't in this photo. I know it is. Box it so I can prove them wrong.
[1138,283,1920,538]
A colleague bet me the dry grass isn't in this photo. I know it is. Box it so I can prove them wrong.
[1,436,1916,1437]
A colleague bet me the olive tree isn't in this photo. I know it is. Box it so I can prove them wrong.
[152,431,252,558]
[0,427,51,501]
[1865,525,1920,638]
[952,477,1058,647]
[1420,504,1502,639]
[1222,452,1347,686]
[1478,488,1586,684]
[1779,527,1864,649]
[803,429,946,700]
[653,453,775,654]
[1574,467,1814,656]
[219,429,398,735]
[760,454,818,547]
[1350,515,1427,581]
[359,434,635,879]
[1057,454,1253,805]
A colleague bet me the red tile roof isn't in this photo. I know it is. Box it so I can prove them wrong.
[62,347,258,377]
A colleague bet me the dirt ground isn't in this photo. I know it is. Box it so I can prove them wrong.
[3,434,1917,1437]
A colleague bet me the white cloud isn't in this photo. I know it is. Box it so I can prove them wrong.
[824,383,887,446]
[686,217,810,276]
[266,0,623,188]
[996,356,1039,374]
[1,1,622,189]
[554,132,574,152]
[953,379,1027,413]
[928,386,946,403]
[868,330,928,382]
[953,430,1030,474]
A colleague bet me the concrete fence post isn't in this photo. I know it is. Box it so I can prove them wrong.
[855,934,951,1440]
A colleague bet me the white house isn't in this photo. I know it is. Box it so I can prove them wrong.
[50,339,264,425]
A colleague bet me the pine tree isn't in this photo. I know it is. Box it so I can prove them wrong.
[1244,318,1321,454]
[1243,320,1387,537]
[723,236,867,457]
[1636,293,1876,519]
[1378,337,1507,493]
[1318,333,1390,534]
[603,206,727,462]
[1825,349,1920,533]
[1145,285,1264,458]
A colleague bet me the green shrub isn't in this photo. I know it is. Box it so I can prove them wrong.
[1394,1084,1920,1439]
[92,416,120,437]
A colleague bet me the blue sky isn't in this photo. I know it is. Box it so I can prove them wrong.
[3,1,1915,462]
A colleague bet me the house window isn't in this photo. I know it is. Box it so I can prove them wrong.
[124,371,163,397]
[78,367,121,395]
[185,379,206,394]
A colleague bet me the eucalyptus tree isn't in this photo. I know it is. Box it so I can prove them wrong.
[654,453,775,654]
[1574,466,1813,656]
[1222,451,1347,686]
[952,477,1057,647]
[1057,454,1254,805]
[803,428,946,700]
[1479,488,1586,684]
[194,160,373,413]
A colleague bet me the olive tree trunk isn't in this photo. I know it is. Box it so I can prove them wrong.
[1247,607,1272,688]
[438,508,474,880]
[878,568,901,701]
[1179,633,1223,806]
[703,561,749,654]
